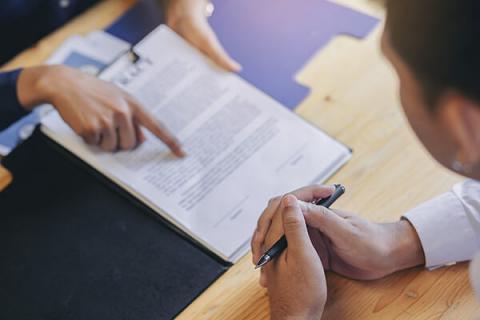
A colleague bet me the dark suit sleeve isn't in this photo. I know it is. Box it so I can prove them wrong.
[0,69,29,131]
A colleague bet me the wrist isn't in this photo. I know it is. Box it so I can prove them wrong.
[271,312,321,320]
[17,65,68,110]
[389,220,426,272]
[165,0,208,24]
[270,302,324,320]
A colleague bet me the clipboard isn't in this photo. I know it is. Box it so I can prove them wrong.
[0,129,229,320]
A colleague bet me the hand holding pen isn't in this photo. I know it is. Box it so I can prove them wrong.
[255,184,345,269]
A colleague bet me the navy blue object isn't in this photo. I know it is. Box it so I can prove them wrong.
[107,0,164,44]
[0,113,39,153]
[108,0,379,109]
[0,0,100,153]
[0,0,99,65]
[0,129,228,320]
[0,69,38,155]
[0,69,28,131]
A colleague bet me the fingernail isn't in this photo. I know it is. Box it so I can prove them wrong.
[176,149,187,158]
[283,194,297,207]
[173,145,186,157]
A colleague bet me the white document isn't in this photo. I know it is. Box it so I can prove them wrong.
[41,26,351,262]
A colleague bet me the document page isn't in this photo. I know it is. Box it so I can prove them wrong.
[41,26,351,262]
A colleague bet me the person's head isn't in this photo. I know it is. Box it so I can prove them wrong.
[382,0,480,179]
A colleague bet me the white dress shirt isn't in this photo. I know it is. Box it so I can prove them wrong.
[403,180,480,293]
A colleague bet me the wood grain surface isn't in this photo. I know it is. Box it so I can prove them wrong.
[1,1,477,319]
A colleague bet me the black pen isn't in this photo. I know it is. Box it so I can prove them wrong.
[255,184,345,269]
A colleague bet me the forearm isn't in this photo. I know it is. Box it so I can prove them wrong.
[270,314,321,320]
[270,303,324,320]
[163,0,208,22]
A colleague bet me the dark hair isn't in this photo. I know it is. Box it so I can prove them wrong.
[385,0,480,108]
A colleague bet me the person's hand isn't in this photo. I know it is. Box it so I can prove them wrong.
[252,185,426,282]
[17,65,184,155]
[262,194,327,320]
[251,184,335,270]
[165,0,241,72]
[301,204,426,280]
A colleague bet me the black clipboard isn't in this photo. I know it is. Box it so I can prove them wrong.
[0,128,229,320]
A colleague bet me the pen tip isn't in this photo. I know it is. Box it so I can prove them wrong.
[254,254,271,269]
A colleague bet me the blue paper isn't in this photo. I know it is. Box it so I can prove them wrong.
[63,51,107,70]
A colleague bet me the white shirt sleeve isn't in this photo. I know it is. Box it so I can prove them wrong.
[403,180,480,269]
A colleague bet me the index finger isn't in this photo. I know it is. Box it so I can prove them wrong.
[251,185,334,264]
[255,185,334,240]
[263,204,285,250]
[251,196,282,264]
[130,99,186,157]
[289,184,336,203]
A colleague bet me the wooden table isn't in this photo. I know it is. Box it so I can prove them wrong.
[1,0,478,318]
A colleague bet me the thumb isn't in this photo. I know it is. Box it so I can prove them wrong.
[300,202,349,238]
[281,195,311,249]
[196,20,241,72]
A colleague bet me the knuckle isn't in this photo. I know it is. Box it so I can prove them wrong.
[102,145,114,152]
[305,202,317,212]
[257,213,271,229]
[312,206,328,219]
[70,124,82,136]
[268,196,281,206]
[78,127,89,137]
[99,116,111,127]
[81,126,96,138]
[258,218,266,229]
[127,141,136,149]
[256,221,265,232]
[252,233,262,245]
[122,139,136,150]
[104,141,116,152]
[250,236,256,248]
[114,106,132,120]
[101,118,114,131]
[282,213,302,230]
[126,94,140,106]
[318,206,330,214]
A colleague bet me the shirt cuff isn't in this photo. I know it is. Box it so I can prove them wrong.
[404,188,478,269]
[0,69,29,131]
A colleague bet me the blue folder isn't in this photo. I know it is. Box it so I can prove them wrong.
[108,0,379,109]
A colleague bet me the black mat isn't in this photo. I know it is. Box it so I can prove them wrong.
[0,129,229,320]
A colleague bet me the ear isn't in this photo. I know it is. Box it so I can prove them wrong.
[439,93,480,165]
